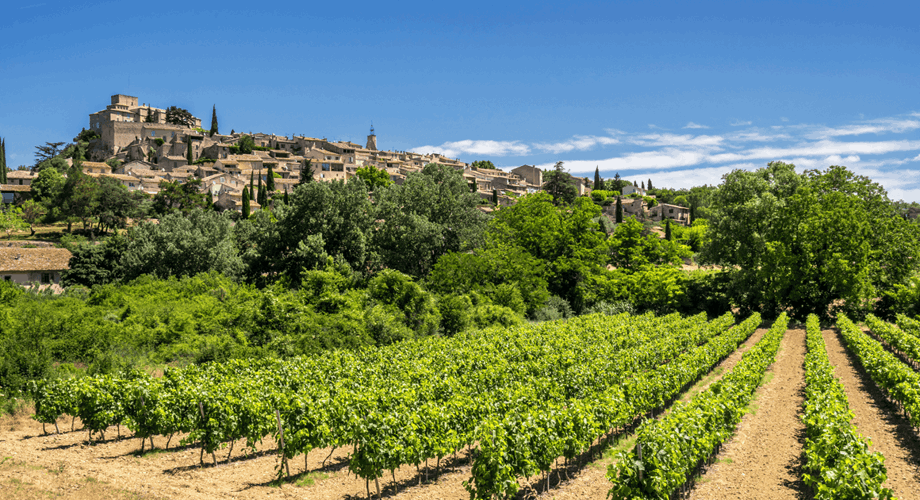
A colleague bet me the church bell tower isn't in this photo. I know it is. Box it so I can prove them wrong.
[366,124,377,151]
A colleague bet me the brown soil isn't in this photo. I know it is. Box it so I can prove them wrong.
[548,327,770,500]
[689,328,808,500]
[821,328,920,500]
[0,407,475,500]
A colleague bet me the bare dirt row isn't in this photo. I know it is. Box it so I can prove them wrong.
[822,328,920,499]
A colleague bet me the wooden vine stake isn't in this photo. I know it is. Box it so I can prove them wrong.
[275,409,290,477]
[637,443,643,482]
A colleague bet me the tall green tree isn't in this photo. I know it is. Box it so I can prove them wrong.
[266,166,276,193]
[242,186,251,218]
[615,196,623,223]
[701,161,920,320]
[186,140,193,164]
[594,166,603,191]
[542,161,578,206]
[665,218,672,240]
[257,174,265,206]
[209,105,218,137]
[355,164,390,190]
[470,160,496,170]
[56,164,98,232]
[374,164,488,277]
[249,171,254,194]
[151,179,207,215]
[120,209,243,281]
[283,187,289,205]
[489,193,607,310]
[492,188,498,205]
[299,160,314,184]
[0,137,7,184]
[647,178,653,190]
[238,135,254,154]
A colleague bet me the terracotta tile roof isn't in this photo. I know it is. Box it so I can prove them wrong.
[0,184,32,192]
[7,171,35,179]
[82,161,108,168]
[0,248,71,272]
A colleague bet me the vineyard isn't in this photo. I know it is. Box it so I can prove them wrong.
[4,311,920,499]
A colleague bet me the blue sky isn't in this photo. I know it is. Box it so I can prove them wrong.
[2,1,918,200]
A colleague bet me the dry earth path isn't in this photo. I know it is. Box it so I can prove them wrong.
[822,328,920,500]
[688,328,808,500]
[549,327,770,500]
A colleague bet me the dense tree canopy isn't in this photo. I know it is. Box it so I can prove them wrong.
[373,163,487,277]
[700,162,920,320]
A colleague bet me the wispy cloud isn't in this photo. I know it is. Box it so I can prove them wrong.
[412,111,920,200]
[781,117,789,122]
[410,140,529,157]
[532,135,619,154]
[805,118,920,140]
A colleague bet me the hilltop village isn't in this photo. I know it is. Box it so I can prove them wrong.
[4,94,690,222]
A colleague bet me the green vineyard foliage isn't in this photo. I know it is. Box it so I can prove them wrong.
[607,313,786,499]
[32,311,760,498]
[801,314,892,499]
[838,314,920,428]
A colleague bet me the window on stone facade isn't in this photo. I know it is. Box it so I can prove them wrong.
[41,273,51,284]
[3,276,10,281]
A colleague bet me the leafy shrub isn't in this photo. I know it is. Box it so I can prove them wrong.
[876,274,920,320]
[471,305,522,329]
[439,294,473,336]
[584,300,634,316]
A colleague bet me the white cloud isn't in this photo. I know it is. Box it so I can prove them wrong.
[410,139,529,157]
[806,119,920,140]
[781,117,789,122]
[410,110,920,200]
[532,135,619,154]
[628,133,725,149]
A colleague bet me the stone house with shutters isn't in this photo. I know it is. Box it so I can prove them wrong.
[0,247,72,289]
[7,170,37,186]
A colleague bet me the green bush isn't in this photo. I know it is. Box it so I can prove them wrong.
[439,294,473,336]
[471,304,522,329]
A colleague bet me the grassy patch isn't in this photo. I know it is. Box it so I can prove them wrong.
[295,471,331,487]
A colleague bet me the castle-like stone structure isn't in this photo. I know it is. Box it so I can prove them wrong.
[89,94,203,156]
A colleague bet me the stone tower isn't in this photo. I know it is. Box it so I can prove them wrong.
[366,124,377,151]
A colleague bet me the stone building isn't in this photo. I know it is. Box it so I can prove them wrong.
[89,94,203,155]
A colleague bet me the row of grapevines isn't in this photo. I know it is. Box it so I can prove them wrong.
[32,312,725,482]
[801,314,892,499]
[897,314,920,337]
[606,312,788,499]
[865,313,920,370]
[837,314,920,427]
[465,312,759,499]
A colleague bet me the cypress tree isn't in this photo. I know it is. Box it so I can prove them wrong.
[641,180,645,190]
[689,204,695,223]
[615,196,623,223]
[665,219,672,241]
[242,186,251,218]
[594,166,603,191]
[492,188,498,205]
[210,105,218,137]
[299,160,313,184]
[647,178,653,190]
[250,171,254,194]
[634,180,638,187]
[186,141,193,164]
[257,174,264,207]
[283,187,289,205]
[0,138,6,184]
[266,166,275,193]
